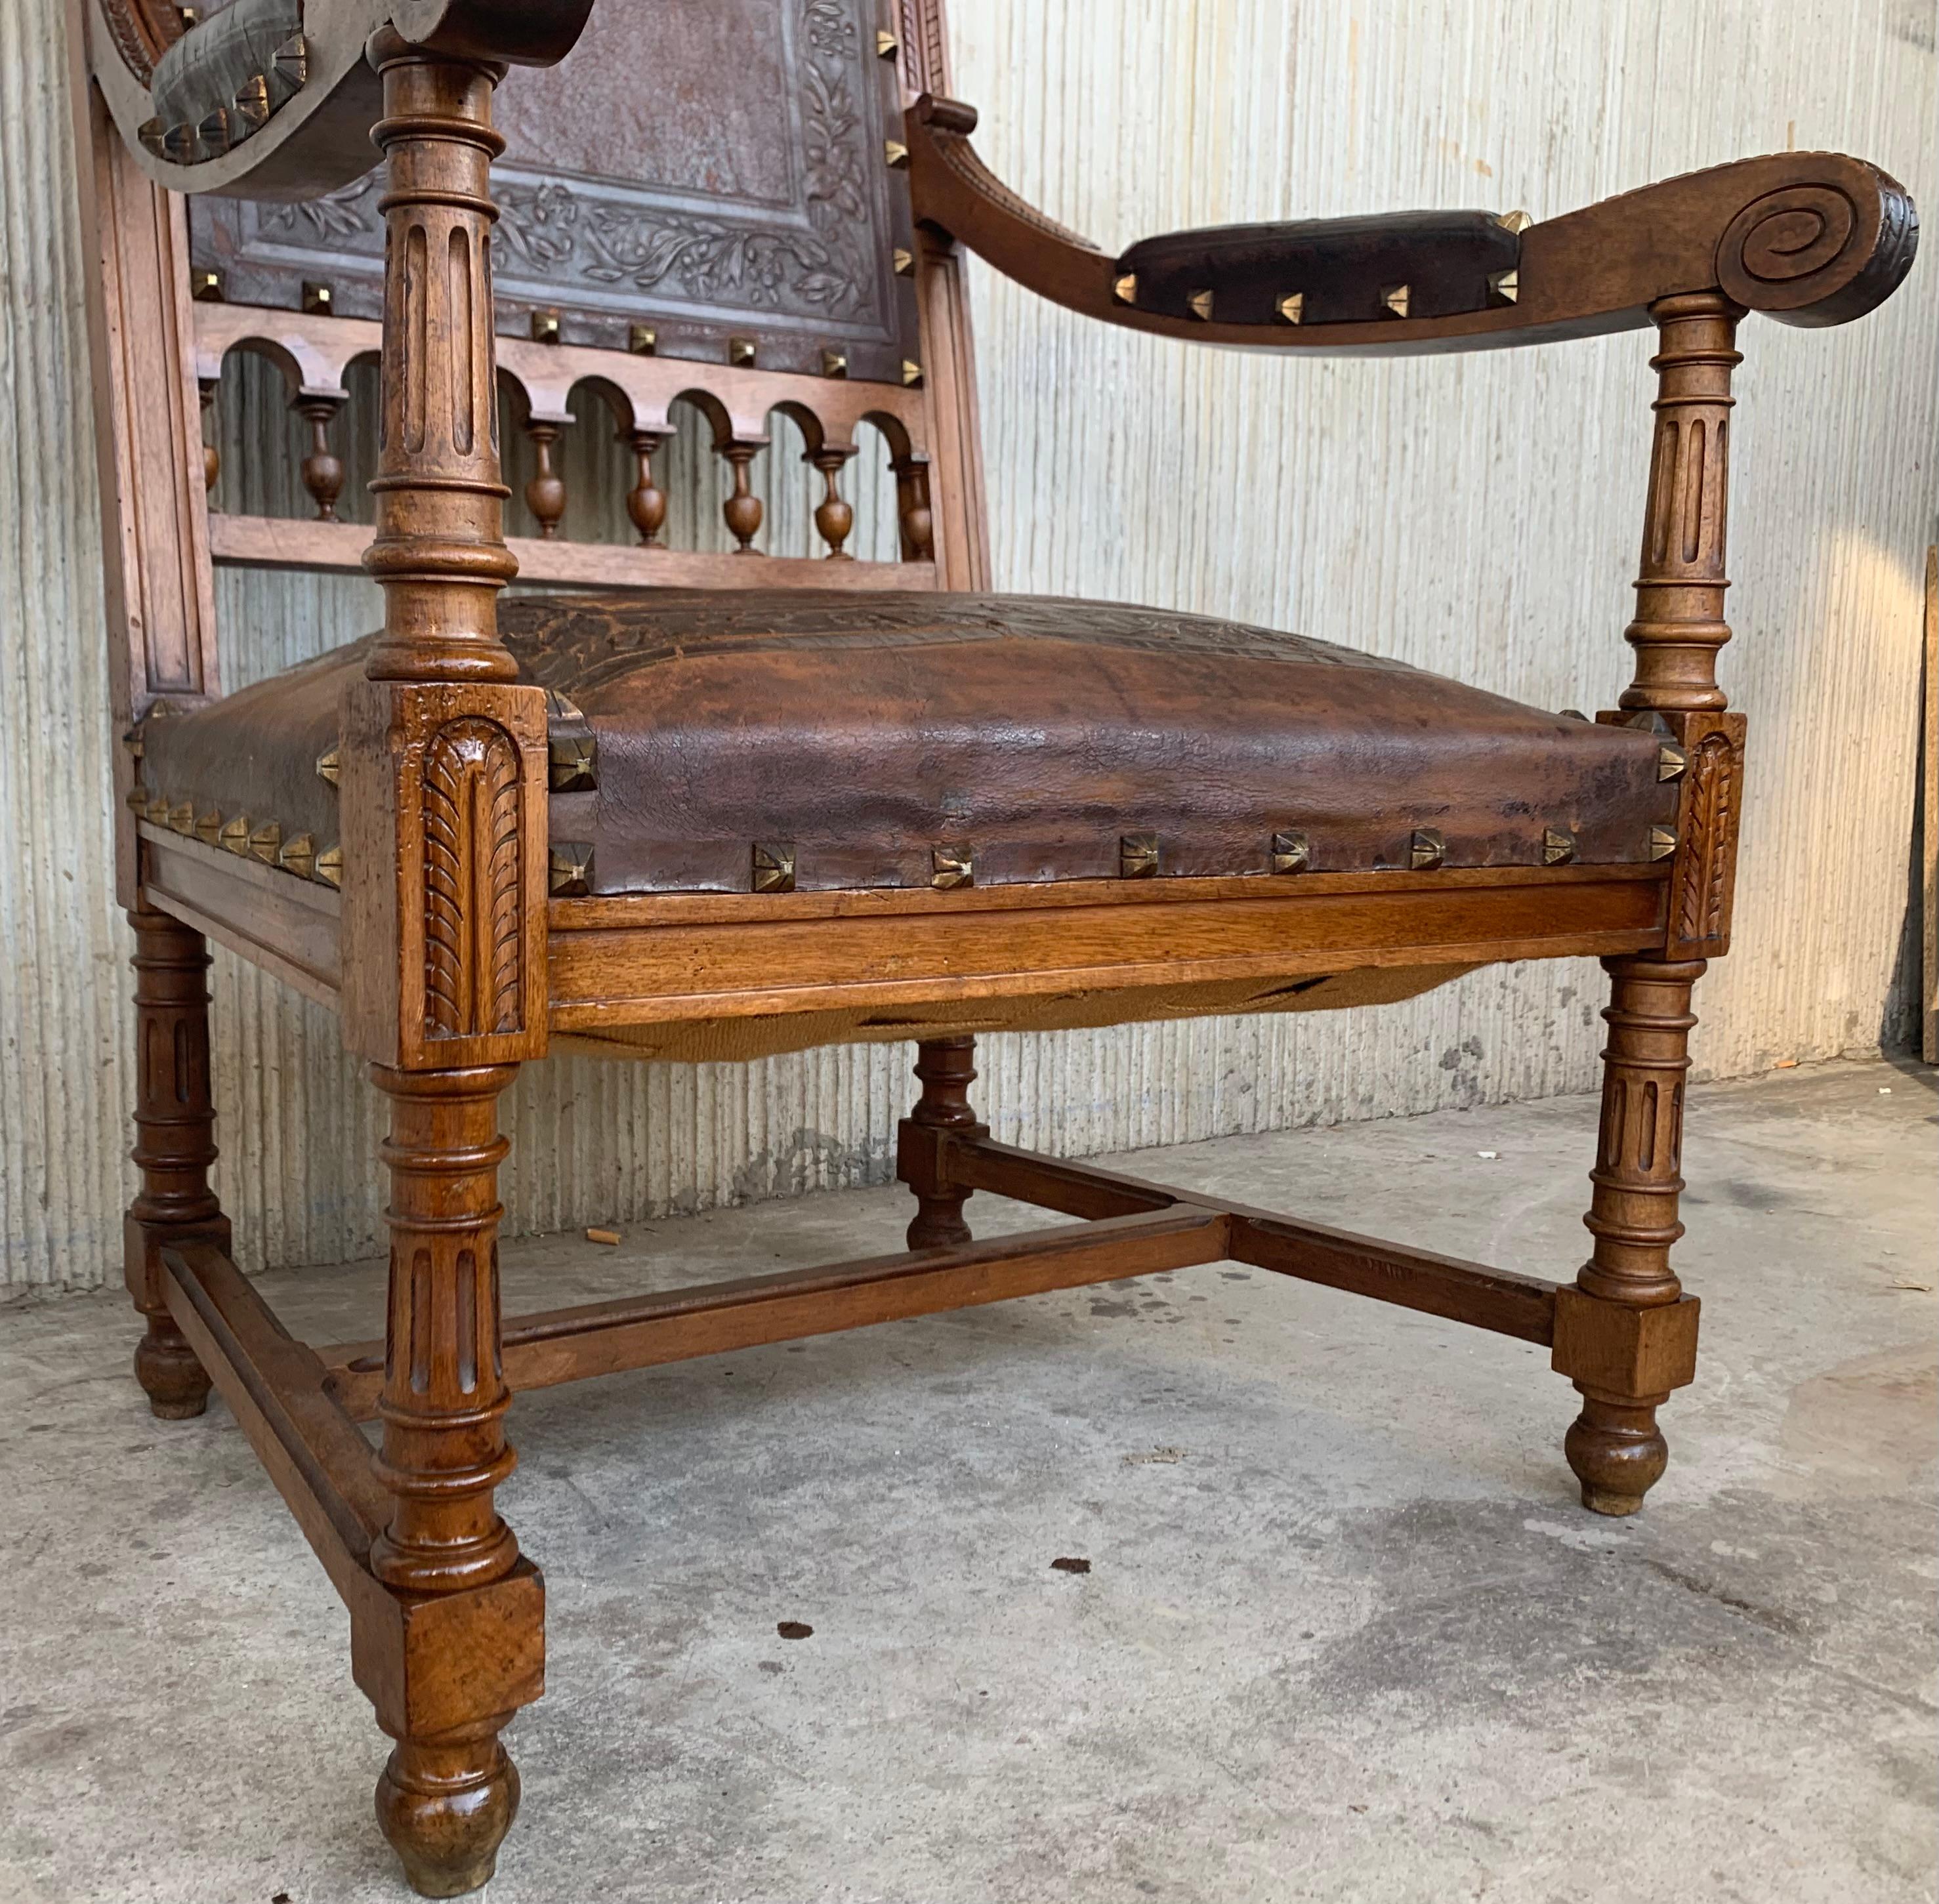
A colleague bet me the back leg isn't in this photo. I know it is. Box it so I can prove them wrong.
[899,1035,984,1250]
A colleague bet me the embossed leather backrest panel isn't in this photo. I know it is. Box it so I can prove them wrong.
[188,0,922,380]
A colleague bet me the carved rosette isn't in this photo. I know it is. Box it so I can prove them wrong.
[423,718,525,1039]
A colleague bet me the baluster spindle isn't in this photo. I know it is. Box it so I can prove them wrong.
[522,417,567,539]
[199,378,219,491]
[891,450,935,561]
[811,445,858,559]
[294,391,346,521]
[623,427,667,546]
[720,440,764,554]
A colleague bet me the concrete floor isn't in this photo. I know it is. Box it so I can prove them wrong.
[1,1058,1932,1904]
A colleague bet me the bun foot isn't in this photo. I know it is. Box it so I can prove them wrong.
[1565,1390,1668,1517]
[133,1320,211,1420]
[376,1724,520,1898]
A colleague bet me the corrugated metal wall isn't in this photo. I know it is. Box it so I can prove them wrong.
[2,0,1932,1289]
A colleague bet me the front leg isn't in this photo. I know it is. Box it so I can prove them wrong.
[369,1061,528,1897]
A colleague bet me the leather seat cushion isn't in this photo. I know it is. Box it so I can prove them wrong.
[136,589,1677,896]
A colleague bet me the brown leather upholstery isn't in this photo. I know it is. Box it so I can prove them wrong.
[136,589,1677,898]
[1118,211,1519,327]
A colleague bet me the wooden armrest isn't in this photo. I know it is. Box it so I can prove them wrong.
[84,0,593,200]
[906,94,1918,352]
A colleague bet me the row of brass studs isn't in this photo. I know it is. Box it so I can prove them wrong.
[540,823,1677,898]
[1110,210,1531,327]
[138,33,308,168]
[129,785,341,888]
[525,302,924,388]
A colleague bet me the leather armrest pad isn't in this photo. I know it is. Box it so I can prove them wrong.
[1118,210,1520,326]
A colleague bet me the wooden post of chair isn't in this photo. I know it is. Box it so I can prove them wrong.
[898,1036,986,1249]
[125,903,227,1419]
[337,28,552,1895]
[1556,291,1743,1516]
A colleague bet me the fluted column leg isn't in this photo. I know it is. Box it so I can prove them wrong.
[369,1061,523,1897]
[124,905,226,1418]
[1558,957,1705,1516]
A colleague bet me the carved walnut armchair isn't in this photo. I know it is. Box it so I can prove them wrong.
[72,0,1915,1891]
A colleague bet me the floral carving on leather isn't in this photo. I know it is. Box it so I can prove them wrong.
[259,174,383,243]
[423,719,523,1039]
[1675,731,1738,947]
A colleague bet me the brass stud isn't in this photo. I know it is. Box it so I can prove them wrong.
[301,281,333,316]
[821,348,849,379]
[249,820,281,863]
[178,5,200,24]
[190,268,223,302]
[729,337,757,368]
[1409,827,1445,870]
[876,28,900,57]
[1112,271,1138,306]
[1488,269,1518,306]
[168,800,196,836]
[1119,831,1159,879]
[1382,283,1411,320]
[1648,826,1678,861]
[884,140,910,169]
[629,323,657,356]
[232,74,272,133]
[550,843,594,897]
[930,844,973,890]
[1560,708,1588,721]
[316,747,340,787]
[1275,291,1305,325]
[314,845,343,889]
[280,834,316,879]
[144,791,172,824]
[126,783,150,812]
[902,359,925,388]
[752,842,796,894]
[194,809,222,846]
[1543,827,1576,865]
[545,689,585,725]
[1270,830,1310,875]
[219,816,251,856]
[197,110,233,157]
[271,33,308,91]
[1496,209,1534,234]
[1187,288,1215,321]
[894,247,915,276]
[138,119,168,159]
[549,732,596,793]
[1658,741,1690,781]
[531,308,561,344]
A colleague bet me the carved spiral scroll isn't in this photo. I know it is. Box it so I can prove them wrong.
[423,718,524,1039]
[1716,175,1919,327]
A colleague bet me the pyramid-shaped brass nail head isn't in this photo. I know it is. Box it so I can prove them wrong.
[280,834,316,879]
[302,281,332,315]
[1543,827,1575,865]
[1497,209,1533,234]
[902,360,925,387]
[931,845,973,890]
[168,801,196,836]
[752,843,796,894]
[220,816,251,855]
[1648,827,1678,861]
[876,29,899,57]
[629,324,657,356]
[1270,830,1310,874]
[884,140,909,169]
[549,733,596,793]
[1188,288,1215,321]
[1276,292,1304,325]
[190,268,222,302]
[250,821,281,863]
[1658,742,1689,781]
[822,348,848,379]
[1383,283,1411,319]
[314,845,343,888]
[233,74,271,131]
[1488,269,1518,305]
[316,747,341,787]
[1120,832,1159,879]
[1410,827,1445,870]
[195,810,222,845]
[729,337,756,367]
[550,844,594,897]
[894,247,915,276]
[532,309,560,344]
[1112,272,1138,306]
